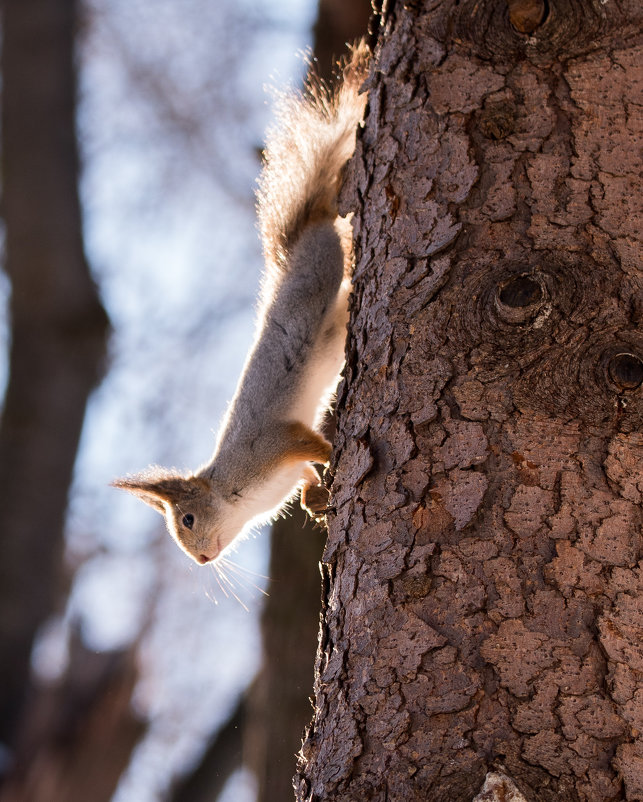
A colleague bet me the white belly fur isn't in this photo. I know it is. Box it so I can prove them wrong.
[290,277,350,429]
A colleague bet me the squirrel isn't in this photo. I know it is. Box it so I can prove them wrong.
[113,41,370,565]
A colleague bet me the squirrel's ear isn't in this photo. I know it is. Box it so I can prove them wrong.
[112,471,206,513]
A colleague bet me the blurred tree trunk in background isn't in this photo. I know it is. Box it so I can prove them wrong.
[0,634,144,802]
[313,0,374,80]
[296,1,643,801]
[0,0,108,770]
[243,508,327,802]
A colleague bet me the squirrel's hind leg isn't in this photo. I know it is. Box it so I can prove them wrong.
[282,421,332,465]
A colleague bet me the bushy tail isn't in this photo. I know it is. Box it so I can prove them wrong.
[257,40,370,277]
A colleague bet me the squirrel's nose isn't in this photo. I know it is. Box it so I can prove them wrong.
[198,554,211,565]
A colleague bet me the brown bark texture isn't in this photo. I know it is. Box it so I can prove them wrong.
[296,1,643,801]
[0,0,108,748]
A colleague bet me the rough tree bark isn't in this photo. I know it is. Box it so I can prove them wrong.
[296,1,643,801]
[0,0,108,749]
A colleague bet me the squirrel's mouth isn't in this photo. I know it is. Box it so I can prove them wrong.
[197,553,212,565]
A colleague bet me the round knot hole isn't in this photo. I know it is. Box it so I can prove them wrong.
[498,275,543,309]
[506,0,548,34]
[608,353,643,391]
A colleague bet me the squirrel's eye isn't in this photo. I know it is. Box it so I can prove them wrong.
[182,513,194,530]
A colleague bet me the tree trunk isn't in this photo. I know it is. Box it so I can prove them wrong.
[0,637,144,802]
[296,1,643,801]
[0,0,109,748]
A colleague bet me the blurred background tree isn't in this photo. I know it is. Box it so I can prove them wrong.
[0,0,112,777]
[0,0,370,800]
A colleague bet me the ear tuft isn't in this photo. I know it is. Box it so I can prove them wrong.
[112,468,206,514]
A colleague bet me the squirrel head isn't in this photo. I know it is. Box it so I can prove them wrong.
[112,469,231,565]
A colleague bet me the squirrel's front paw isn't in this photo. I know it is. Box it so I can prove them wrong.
[301,482,330,518]
[300,463,330,518]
